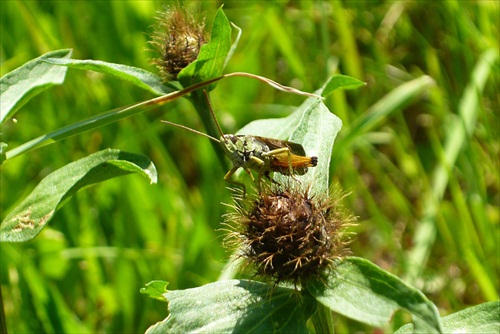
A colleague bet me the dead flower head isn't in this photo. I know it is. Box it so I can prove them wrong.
[149,4,207,81]
[224,181,355,286]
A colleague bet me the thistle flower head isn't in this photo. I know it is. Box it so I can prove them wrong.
[224,181,355,286]
[149,4,207,81]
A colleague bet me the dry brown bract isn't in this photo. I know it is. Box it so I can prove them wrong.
[224,181,356,286]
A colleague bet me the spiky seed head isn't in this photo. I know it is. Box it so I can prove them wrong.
[224,181,356,286]
[149,4,207,81]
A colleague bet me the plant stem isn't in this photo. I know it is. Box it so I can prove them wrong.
[189,90,229,171]
[0,285,7,334]
[310,302,334,334]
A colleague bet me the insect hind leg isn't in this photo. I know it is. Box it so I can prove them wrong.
[262,147,294,175]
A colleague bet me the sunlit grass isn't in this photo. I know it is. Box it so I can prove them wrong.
[1,1,498,333]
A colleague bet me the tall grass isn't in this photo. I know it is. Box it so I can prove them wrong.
[1,1,498,332]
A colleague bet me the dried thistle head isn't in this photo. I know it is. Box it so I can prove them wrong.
[224,181,356,286]
[149,4,207,81]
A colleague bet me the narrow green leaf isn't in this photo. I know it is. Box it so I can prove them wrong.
[3,71,318,164]
[0,49,72,123]
[395,301,500,334]
[42,58,175,95]
[177,6,233,89]
[0,149,157,242]
[146,279,317,334]
[140,281,169,302]
[4,75,227,162]
[5,71,314,163]
[307,257,443,333]
[265,8,306,80]
[225,22,242,70]
[321,74,366,97]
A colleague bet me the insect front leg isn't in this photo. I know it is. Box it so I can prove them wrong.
[224,166,253,197]
[247,156,268,191]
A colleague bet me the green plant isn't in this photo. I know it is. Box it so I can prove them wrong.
[1,2,498,333]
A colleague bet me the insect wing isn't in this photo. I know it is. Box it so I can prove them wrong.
[252,136,317,175]
[252,136,306,156]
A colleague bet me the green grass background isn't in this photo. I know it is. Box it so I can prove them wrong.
[1,1,498,333]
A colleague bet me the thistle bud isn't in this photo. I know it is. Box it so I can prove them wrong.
[150,5,207,81]
[224,182,355,286]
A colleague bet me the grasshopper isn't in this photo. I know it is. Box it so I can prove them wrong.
[161,92,317,194]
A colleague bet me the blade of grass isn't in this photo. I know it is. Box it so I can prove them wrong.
[404,48,499,284]
[335,75,435,154]
[264,7,306,80]
[332,1,363,80]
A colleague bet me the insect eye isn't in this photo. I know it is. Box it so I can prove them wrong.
[225,135,239,144]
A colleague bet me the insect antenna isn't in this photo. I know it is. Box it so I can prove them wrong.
[203,90,225,137]
[160,120,220,143]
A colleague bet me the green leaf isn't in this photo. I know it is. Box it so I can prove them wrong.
[0,149,157,242]
[140,281,169,302]
[146,279,317,334]
[177,6,233,89]
[42,58,176,95]
[321,74,366,97]
[237,80,343,195]
[0,49,72,124]
[395,301,500,334]
[307,257,443,333]
[286,99,342,195]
